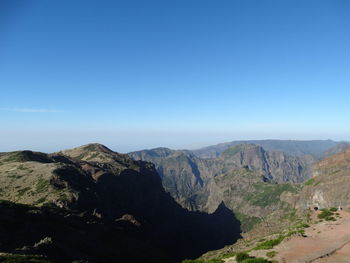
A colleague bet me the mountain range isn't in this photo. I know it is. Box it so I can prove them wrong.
[1,139,350,262]
[129,140,348,230]
[0,144,241,263]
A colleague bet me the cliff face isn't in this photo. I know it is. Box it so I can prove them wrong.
[0,144,241,263]
[130,144,309,232]
[286,147,350,210]
[219,144,315,183]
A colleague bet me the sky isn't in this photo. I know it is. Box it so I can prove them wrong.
[1,0,350,153]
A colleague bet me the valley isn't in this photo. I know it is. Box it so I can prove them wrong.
[0,140,350,263]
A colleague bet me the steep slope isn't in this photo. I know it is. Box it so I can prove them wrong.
[130,148,222,212]
[291,147,350,210]
[130,144,307,232]
[0,144,241,263]
[323,142,350,157]
[192,139,340,158]
[220,144,314,183]
[199,147,350,262]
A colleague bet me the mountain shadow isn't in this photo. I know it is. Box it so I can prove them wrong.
[0,145,242,263]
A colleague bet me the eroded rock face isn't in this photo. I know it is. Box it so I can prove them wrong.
[291,148,350,210]
[130,144,314,215]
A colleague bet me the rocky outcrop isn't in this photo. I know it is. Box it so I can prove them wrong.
[219,144,315,183]
[288,147,350,210]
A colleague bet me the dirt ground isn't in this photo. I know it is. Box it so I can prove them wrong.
[275,210,350,263]
[225,210,350,263]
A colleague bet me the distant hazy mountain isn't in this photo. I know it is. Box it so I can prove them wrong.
[323,142,350,157]
[192,139,341,159]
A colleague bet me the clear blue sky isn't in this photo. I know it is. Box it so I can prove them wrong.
[1,0,350,152]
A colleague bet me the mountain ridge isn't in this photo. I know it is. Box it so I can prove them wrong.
[192,139,342,159]
[0,144,241,262]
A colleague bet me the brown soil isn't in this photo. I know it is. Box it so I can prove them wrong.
[275,210,350,263]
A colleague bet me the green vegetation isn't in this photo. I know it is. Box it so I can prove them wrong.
[248,183,299,207]
[221,145,246,157]
[3,152,25,162]
[17,187,31,196]
[86,153,99,161]
[35,178,49,193]
[330,207,338,212]
[286,229,305,236]
[235,212,261,232]
[266,251,277,258]
[304,178,315,186]
[254,236,284,250]
[236,252,250,262]
[7,174,23,179]
[75,152,89,160]
[0,254,51,263]
[318,208,337,221]
[220,252,236,259]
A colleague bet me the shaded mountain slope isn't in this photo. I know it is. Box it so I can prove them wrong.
[0,144,241,263]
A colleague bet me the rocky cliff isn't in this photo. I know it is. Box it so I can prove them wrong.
[130,144,310,232]
[289,147,350,210]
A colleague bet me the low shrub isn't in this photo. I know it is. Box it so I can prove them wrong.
[236,252,250,262]
[254,236,284,250]
[220,252,236,259]
[266,251,277,258]
[318,209,333,219]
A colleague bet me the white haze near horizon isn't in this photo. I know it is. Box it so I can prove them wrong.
[0,128,347,153]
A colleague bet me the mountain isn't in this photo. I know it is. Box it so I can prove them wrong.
[0,144,241,263]
[3,141,349,262]
[199,146,350,262]
[192,139,341,159]
[130,144,312,232]
[323,142,350,157]
[219,144,315,183]
[288,147,350,210]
